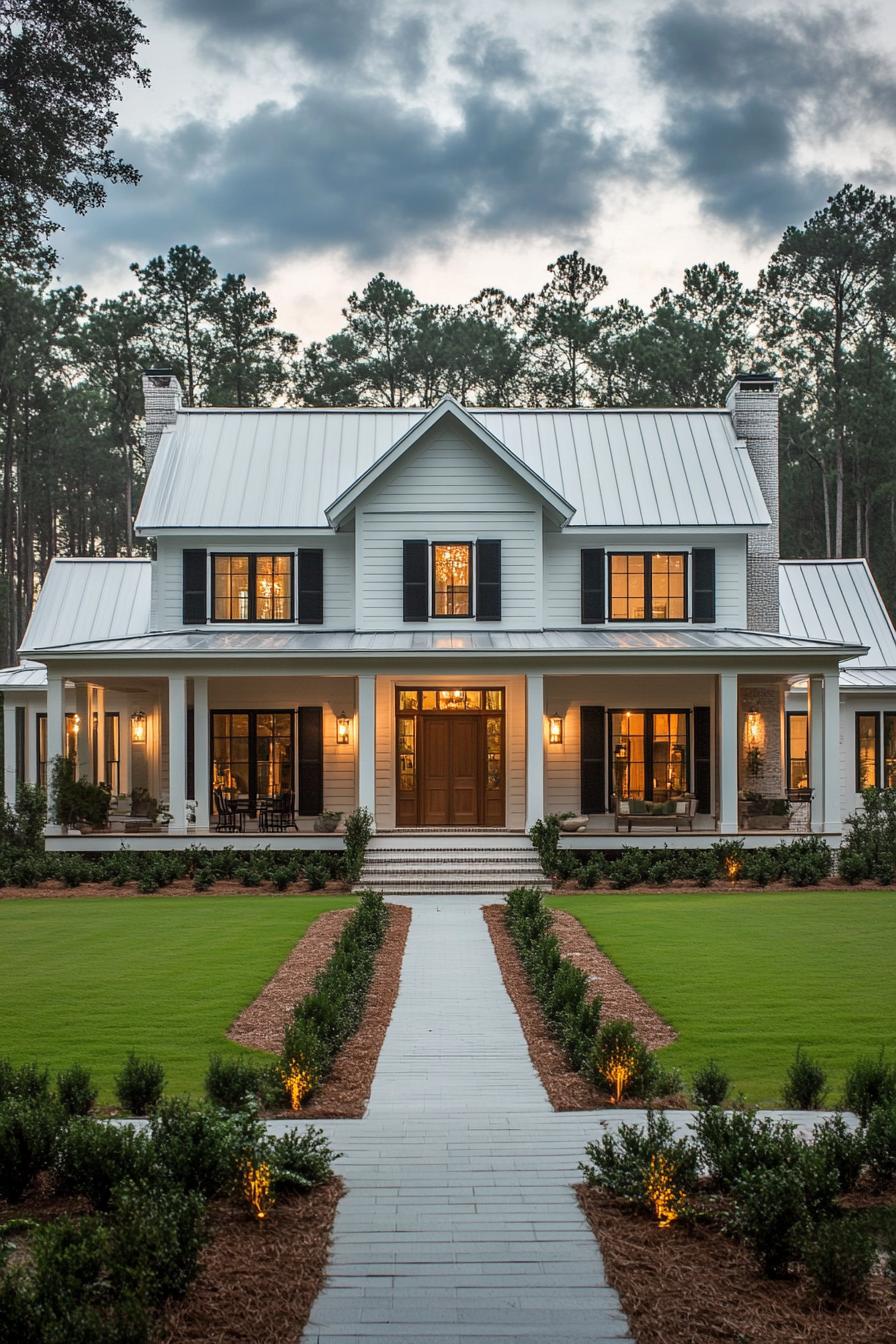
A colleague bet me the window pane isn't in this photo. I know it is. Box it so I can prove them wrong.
[611,711,646,798]
[486,716,503,790]
[421,690,437,710]
[651,554,686,620]
[857,714,878,790]
[214,556,250,621]
[652,711,688,800]
[485,689,504,710]
[438,689,468,710]
[608,555,646,620]
[398,690,419,711]
[255,554,292,621]
[433,544,471,617]
[398,717,416,793]
[885,715,896,789]
[464,690,482,710]
[788,713,809,790]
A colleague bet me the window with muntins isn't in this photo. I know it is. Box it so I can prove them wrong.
[213,554,292,622]
[432,543,472,617]
[856,713,879,791]
[786,712,809,790]
[609,553,687,621]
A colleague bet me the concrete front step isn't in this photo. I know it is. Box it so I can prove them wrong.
[356,832,548,896]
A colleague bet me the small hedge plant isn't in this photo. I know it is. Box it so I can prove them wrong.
[115,1053,166,1115]
[782,1046,827,1109]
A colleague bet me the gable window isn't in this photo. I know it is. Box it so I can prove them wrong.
[786,711,809,790]
[609,553,687,621]
[432,543,472,617]
[212,554,292,622]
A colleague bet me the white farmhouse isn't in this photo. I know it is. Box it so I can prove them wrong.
[2,371,892,859]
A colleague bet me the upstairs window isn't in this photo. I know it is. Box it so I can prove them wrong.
[213,554,292,622]
[432,543,472,617]
[609,552,687,621]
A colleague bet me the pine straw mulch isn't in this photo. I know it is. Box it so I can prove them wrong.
[157,1178,344,1344]
[482,904,684,1111]
[0,879,352,901]
[229,903,412,1119]
[577,1185,896,1344]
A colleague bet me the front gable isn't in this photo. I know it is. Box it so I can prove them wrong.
[325,397,574,530]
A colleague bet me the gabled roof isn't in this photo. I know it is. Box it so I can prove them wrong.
[135,403,771,532]
[20,559,152,655]
[779,560,896,689]
[325,397,573,527]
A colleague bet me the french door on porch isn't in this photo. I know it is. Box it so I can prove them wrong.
[609,710,690,802]
[211,711,295,817]
[396,688,505,827]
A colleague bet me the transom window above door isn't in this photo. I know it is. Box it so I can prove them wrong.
[432,543,472,617]
[609,553,687,621]
[212,554,293,622]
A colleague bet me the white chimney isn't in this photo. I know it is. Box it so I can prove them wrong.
[142,368,183,472]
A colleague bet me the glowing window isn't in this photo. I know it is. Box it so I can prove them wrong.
[432,543,471,617]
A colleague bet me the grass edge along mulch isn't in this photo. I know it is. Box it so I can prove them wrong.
[483,903,681,1111]
[254,902,411,1119]
[157,1177,345,1344]
[576,1184,896,1344]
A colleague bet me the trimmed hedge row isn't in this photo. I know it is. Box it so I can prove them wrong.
[504,887,681,1099]
[530,817,835,889]
[0,1085,338,1343]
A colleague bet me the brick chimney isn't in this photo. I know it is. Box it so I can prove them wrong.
[725,373,781,631]
[142,368,183,472]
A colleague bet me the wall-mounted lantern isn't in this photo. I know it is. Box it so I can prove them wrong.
[336,714,351,746]
[547,715,563,745]
[130,710,147,745]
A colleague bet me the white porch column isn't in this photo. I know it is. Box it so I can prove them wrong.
[808,675,825,832]
[525,673,545,830]
[192,676,209,830]
[45,672,65,832]
[718,671,739,834]
[823,670,841,834]
[357,674,376,830]
[94,685,106,785]
[74,683,90,778]
[3,697,18,810]
[167,674,188,832]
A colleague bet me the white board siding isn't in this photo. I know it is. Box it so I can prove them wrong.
[542,532,747,628]
[153,536,355,631]
[543,674,718,816]
[374,674,526,830]
[356,425,542,631]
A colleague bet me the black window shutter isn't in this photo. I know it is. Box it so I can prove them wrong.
[14,707,25,788]
[693,706,711,813]
[297,549,323,624]
[692,549,716,623]
[182,549,207,624]
[297,707,324,815]
[580,706,606,813]
[403,540,428,622]
[476,540,501,621]
[581,549,605,624]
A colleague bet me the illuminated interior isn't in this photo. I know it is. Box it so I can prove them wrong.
[432,543,471,617]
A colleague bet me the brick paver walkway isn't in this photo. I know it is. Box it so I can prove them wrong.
[291,893,635,1343]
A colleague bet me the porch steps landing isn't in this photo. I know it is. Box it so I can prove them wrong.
[355,832,550,897]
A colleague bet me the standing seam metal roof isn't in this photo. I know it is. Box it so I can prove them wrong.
[19,559,152,654]
[135,406,771,531]
[779,560,896,670]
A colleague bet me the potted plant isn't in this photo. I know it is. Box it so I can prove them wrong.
[313,809,343,833]
[51,756,111,832]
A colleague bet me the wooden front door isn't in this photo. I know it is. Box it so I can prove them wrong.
[421,715,480,825]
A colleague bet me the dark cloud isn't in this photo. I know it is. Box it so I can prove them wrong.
[57,82,622,276]
[159,0,378,66]
[451,24,530,83]
[642,0,896,233]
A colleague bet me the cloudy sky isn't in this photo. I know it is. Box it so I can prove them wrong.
[56,0,896,340]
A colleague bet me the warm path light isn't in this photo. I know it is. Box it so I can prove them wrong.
[242,1160,274,1220]
[604,1048,635,1105]
[281,1059,314,1111]
[645,1153,682,1229]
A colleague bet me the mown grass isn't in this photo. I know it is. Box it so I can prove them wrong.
[0,892,354,1102]
[548,890,896,1105]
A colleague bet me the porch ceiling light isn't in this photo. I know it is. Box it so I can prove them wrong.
[130,710,147,744]
[548,715,563,745]
[336,714,351,745]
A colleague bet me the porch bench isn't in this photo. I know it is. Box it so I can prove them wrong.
[614,795,697,832]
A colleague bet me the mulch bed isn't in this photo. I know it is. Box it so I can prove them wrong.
[242,903,411,1119]
[577,1185,896,1344]
[230,908,356,1052]
[158,1178,344,1344]
[483,904,683,1111]
[554,877,894,894]
[0,879,352,900]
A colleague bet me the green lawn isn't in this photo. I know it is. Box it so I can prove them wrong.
[548,891,896,1105]
[0,893,354,1102]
